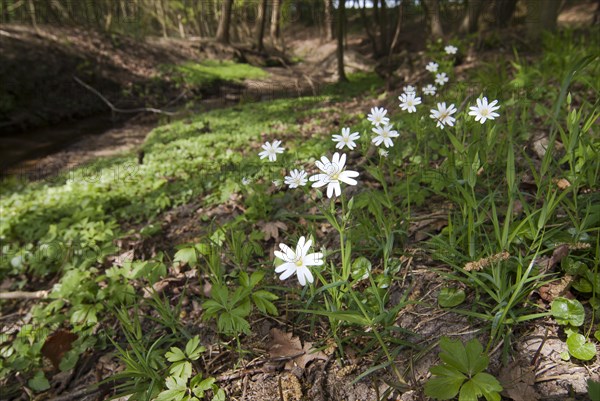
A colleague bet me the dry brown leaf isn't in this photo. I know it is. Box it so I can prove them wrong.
[539,275,574,302]
[554,178,571,190]
[499,360,538,401]
[41,329,78,370]
[258,221,287,242]
[269,328,327,370]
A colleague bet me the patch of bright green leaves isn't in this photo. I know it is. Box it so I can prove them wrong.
[425,337,502,401]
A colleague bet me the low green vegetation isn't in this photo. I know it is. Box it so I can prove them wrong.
[166,60,269,89]
[1,30,599,400]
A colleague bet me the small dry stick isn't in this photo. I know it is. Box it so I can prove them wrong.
[73,76,176,116]
[0,290,49,300]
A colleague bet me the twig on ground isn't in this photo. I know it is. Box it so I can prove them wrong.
[46,385,100,401]
[73,76,176,116]
[0,290,49,300]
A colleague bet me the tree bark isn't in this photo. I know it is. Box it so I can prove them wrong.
[494,0,517,28]
[337,0,347,82]
[216,0,234,44]
[389,0,406,57]
[270,0,281,42]
[423,0,443,39]
[324,0,334,40]
[526,0,561,43]
[459,0,486,34]
[255,0,267,51]
[359,0,379,56]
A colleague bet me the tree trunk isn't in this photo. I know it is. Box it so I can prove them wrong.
[270,0,281,42]
[26,0,39,32]
[389,0,406,57]
[526,0,561,43]
[324,0,334,40]
[360,0,379,56]
[255,0,267,51]
[216,0,234,44]
[423,0,443,39]
[494,0,518,28]
[459,0,486,34]
[379,0,389,55]
[337,0,347,82]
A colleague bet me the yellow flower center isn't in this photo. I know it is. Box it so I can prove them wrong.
[295,259,303,267]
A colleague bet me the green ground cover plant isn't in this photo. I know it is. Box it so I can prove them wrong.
[0,29,598,399]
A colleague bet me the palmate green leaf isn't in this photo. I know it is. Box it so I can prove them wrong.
[155,376,187,401]
[185,336,205,360]
[425,365,466,400]
[166,347,186,363]
[567,333,596,361]
[459,372,502,401]
[551,297,585,326]
[439,337,470,374]
[192,377,215,397]
[212,388,226,401]
[252,290,279,316]
[438,287,466,308]
[169,360,192,380]
[464,339,489,376]
[174,247,197,266]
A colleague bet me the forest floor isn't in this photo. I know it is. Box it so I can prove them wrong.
[0,4,599,401]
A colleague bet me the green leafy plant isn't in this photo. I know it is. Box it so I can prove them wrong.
[425,337,502,401]
[156,336,225,401]
[550,297,597,361]
[202,271,278,336]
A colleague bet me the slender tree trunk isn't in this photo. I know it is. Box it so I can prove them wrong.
[389,0,406,57]
[459,0,486,34]
[494,0,517,28]
[423,0,443,39]
[324,0,334,40]
[256,0,268,50]
[26,0,39,32]
[178,13,185,38]
[270,0,281,43]
[216,0,234,44]
[526,0,561,43]
[379,0,389,55]
[337,0,347,82]
[360,0,379,56]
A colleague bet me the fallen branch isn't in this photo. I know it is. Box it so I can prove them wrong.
[73,76,176,116]
[0,290,49,300]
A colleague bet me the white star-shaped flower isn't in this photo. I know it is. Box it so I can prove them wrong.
[430,102,457,129]
[309,152,359,198]
[425,62,439,73]
[284,169,308,189]
[272,179,282,187]
[332,127,360,150]
[423,84,437,96]
[372,124,399,148]
[435,73,449,86]
[367,107,390,127]
[468,97,500,124]
[398,92,422,113]
[445,45,458,55]
[241,177,252,185]
[274,236,324,286]
[258,140,284,162]
[378,149,389,158]
[403,85,417,95]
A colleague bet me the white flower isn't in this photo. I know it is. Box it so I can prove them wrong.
[367,107,390,127]
[398,92,422,113]
[378,149,389,158]
[372,124,399,148]
[274,236,323,286]
[430,102,457,129]
[435,73,449,86]
[468,97,500,124]
[241,177,252,185]
[425,62,439,73]
[403,85,416,95]
[284,169,308,189]
[423,84,437,96]
[258,140,284,162]
[332,127,360,150]
[445,45,458,55]
[309,152,359,198]
[272,179,282,187]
